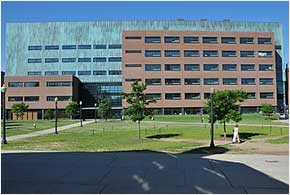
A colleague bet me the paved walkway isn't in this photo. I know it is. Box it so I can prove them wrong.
[1,151,288,194]
[7,120,95,141]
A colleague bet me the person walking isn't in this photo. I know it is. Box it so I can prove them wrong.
[232,124,240,144]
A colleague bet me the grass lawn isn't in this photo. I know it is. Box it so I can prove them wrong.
[267,136,289,144]
[2,120,288,153]
[5,120,77,137]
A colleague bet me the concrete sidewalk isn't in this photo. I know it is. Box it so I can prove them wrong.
[2,151,288,194]
[7,120,95,141]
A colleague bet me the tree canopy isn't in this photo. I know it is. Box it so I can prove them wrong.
[65,101,79,119]
[260,103,274,118]
[11,103,29,120]
[98,98,111,120]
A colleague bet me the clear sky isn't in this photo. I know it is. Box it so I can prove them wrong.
[1,1,289,71]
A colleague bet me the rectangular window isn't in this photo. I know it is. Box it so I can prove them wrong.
[62,45,76,50]
[146,93,161,100]
[241,78,256,85]
[258,51,272,58]
[184,36,199,43]
[164,36,180,43]
[145,64,161,71]
[204,93,211,99]
[202,37,218,43]
[8,82,23,87]
[260,92,274,99]
[145,37,161,43]
[240,37,254,44]
[221,37,236,44]
[78,45,91,49]
[204,64,219,71]
[185,93,200,100]
[260,78,273,85]
[145,78,162,85]
[184,50,199,57]
[204,78,219,85]
[165,93,181,100]
[165,78,181,85]
[108,44,122,49]
[28,58,42,63]
[62,71,76,76]
[184,78,200,85]
[108,57,122,62]
[222,64,237,71]
[223,78,238,85]
[62,58,76,63]
[93,71,107,75]
[259,64,273,71]
[125,50,142,53]
[258,38,272,44]
[126,64,142,67]
[125,78,142,82]
[28,71,42,76]
[45,45,59,50]
[93,44,107,49]
[145,50,161,57]
[125,36,142,40]
[109,70,122,75]
[247,93,256,99]
[45,71,58,76]
[241,64,255,71]
[28,46,42,50]
[78,71,91,75]
[47,81,72,87]
[8,96,23,102]
[222,51,236,57]
[24,96,39,102]
[45,58,59,63]
[47,96,72,101]
[184,64,200,71]
[78,58,91,62]
[240,51,255,57]
[93,57,107,62]
[24,82,39,87]
[165,50,180,57]
[275,45,282,50]
[165,64,180,71]
[203,50,218,57]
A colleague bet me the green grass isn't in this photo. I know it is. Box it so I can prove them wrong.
[267,136,289,144]
[2,120,288,152]
[5,120,77,137]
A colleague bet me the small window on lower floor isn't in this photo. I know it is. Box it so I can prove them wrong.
[47,96,72,101]
[28,71,42,76]
[45,71,58,76]
[109,70,122,75]
[146,93,162,100]
[165,93,181,100]
[247,93,256,99]
[185,93,200,100]
[24,96,39,102]
[78,71,91,75]
[8,96,23,102]
[93,71,107,75]
[125,78,142,82]
[260,92,274,99]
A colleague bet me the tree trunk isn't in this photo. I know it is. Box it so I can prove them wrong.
[138,121,141,140]
[223,121,226,139]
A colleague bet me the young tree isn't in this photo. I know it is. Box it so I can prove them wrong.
[11,103,29,120]
[205,89,247,138]
[98,98,111,120]
[44,109,54,120]
[260,103,274,119]
[65,101,79,119]
[122,81,156,140]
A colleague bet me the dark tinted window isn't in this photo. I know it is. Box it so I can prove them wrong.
[260,78,273,85]
[125,50,142,53]
[241,64,255,71]
[259,64,273,71]
[202,37,218,43]
[203,50,218,57]
[62,58,76,63]
[247,93,256,99]
[47,96,72,101]
[62,45,76,50]
[145,50,161,57]
[45,71,58,76]
[28,46,42,50]
[108,44,122,49]
[126,64,142,67]
[165,64,180,71]
[125,78,142,82]
[184,50,199,57]
[240,37,254,44]
[222,51,236,57]
[164,50,180,57]
[184,37,199,43]
[260,92,274,99]
[164,36,180,43]
[184,64,200,71]
[258,38,272,44]
[47,81,72,87]
[204,64,219,71]
[145,78,162,85]
[62,71,76,75]
[28,58,42,63]
[184,78,200,85]
[146,93,162,100]
[258,51,272,57]
[28,71,42,76]
[78,58,91,62]
[78,45,91,49]
[145,37,161,43]
[93,71,107,75]
[125,36,142,40]
[165,93,181,100]
[241,78,256,85]
[8,96,23,101]
[8,82,23,87]
[145,64,161,71]
[45,58,59,63]
[185,93,200,100]
[78,71,91,75]
[45,45,59,50]
[93,57,106,62]
[24,96,39,101]
[204,78,219,85]
[109,70,122,75]
[221,37,236,44]
[24,82,39,87]
[93,44,107,49]
[222,64,237,71]
[108,57,122,62]
[240,51,255,57]
[165,79,181,85]
[223,78,237,85]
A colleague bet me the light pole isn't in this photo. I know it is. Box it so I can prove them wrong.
[94,103,97,123]
[80,101,83,127]
[210,87,215,148]
[54,97,58,134]
[1,85,7,144]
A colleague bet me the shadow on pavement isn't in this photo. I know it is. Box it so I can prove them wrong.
[2,149,289,194]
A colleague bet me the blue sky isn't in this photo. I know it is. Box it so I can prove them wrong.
[1,1,289,71]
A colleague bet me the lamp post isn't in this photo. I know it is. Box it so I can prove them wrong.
[210,87,215,148]
[94,103,97,123]
[1,85,7,144]
[54,97,58,134]
[80,101,83,127]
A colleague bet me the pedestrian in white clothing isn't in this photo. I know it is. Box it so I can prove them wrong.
[232,124,240,144]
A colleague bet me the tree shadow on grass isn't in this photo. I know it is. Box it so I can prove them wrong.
[146,134,180,139]
[221,132,265,140]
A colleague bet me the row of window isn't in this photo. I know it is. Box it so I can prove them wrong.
[144,92,274,100]
[8,81,72,87]
[8,96,72,102]
[126,78,274,85]
[27,70,122,76]
[125,36,272,44]
[126,64,274,71]
[28,57,122,63]
[141,50,272,58]
[28,44,122,51]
